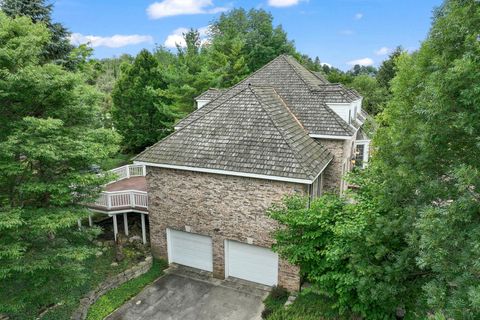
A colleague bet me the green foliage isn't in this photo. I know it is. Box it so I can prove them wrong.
[350,75,389,115]
[262,286,289,319]
[210,8,295,77]
[269,0,480,318]
[0,12,120,317]
[376,46,404,91]
[161,31,216,114]
[111,49,176,153]
[1,0,73,64]
[267,291,340,320]
[86,259,168,320]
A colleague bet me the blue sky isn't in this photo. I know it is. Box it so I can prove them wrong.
[54,0,443,70]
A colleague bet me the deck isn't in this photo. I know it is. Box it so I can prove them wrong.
[86,165,149,214]
[84,164,150,243]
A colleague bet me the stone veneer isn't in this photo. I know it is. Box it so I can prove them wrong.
[146,167,305,291]
[319,137,355,193]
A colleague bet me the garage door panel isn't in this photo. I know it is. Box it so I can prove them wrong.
[168,229,213,272]
[226,240,278,286]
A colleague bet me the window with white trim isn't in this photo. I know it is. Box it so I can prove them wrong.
[354,140,370,169]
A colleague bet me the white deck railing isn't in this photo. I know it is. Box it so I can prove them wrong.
[109,164,146,183]
[94,190,148,210]
[89,164,148,211]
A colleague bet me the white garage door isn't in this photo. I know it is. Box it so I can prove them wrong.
[167,229,213,272]
[225,240,278,286]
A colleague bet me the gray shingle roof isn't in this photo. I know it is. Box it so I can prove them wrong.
[135,85,333,182]
[176,55,359,136]
[195,88,225,100]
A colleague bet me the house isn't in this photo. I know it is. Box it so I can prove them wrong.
[133,54,370,291]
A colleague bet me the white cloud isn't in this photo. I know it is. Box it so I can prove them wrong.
[339,29,354,36]
[321,62,332,68]
[347,57,374,66]
[70,33,153,48]
[268,0,302,7]
[164,26,211,48]
[147,0,228,19]
[374,47,391,55]
[354,13,363,20]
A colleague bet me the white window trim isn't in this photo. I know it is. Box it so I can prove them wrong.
[309,134,351,140]
[354,140,370,168]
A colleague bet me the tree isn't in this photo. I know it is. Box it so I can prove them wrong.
[163,30,216,114]
[376,46,404,91]
[0,12,120,315]
[210,8,295,77]
[1,0,73,64]
[111,49,176,153]
[350,75,388,115]
[270,0,480,318]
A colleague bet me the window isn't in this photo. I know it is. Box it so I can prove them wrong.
[348,110,352,124]
[310,173,324,200]
[354,141,370,168]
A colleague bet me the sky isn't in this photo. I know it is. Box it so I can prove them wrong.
[54,0,444,70]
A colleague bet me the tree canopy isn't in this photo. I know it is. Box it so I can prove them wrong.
[1,0,73,64]
[269,0,480,318]
[0,11,120,314]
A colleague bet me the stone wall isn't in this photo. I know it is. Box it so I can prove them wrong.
[319,137,355,193]
[71,256,153,320]
[147,167,305,291]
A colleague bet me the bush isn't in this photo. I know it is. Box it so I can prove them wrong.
[267,291,341,320]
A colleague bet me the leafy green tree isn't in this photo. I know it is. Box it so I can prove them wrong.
[210,8,295,76]
[0,12,120,315]
[376,46,404,91]
[350,75,388,114]
[163,30,216,114]
[111,49,176,153]
[270,0,480,318]
[208,36,250,88]
[1,0,73,64]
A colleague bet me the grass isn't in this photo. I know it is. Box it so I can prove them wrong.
[262,286,289,319]
[99,153,135,170]
[86,259,167,320]
[266,290,344,320]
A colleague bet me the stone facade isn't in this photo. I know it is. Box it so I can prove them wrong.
[146,167,305,291]
[318,137,356,193]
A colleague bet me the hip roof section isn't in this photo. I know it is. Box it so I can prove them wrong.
[135,85,333,182]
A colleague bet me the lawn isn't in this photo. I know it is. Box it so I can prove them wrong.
[86,259,167,320]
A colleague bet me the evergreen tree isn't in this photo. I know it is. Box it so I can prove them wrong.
[111,49,176,153]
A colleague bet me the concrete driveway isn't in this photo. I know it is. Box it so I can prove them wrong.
[105,270,267,320]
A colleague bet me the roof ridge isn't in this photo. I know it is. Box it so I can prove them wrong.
[134,86,252,161]
[280,55,318,91]
[250,86,319,179]
[176,56,286,129]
